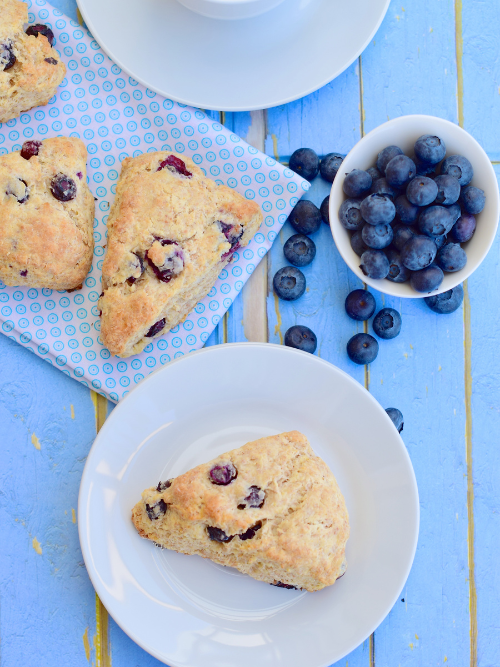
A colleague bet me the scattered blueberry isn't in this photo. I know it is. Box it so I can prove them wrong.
[289,199,322,235]
[1,43,16,71]
[145,318,166,337]
[410,264,444,293]
[338,198,364,231]
[289,148,319,181]
[436,243,467,272]
[207,526,234,543]
[414,135,446,165]
[434,174,461,205]
[343,169,372,198]
[385,248,411,283]
[146,500,167,521]
[345,289,376,321]
[406,176,438,207]
[373,308,402,339]
[320,195,330,224]
[394,194,419,225]
[283,234,316,267]
[242,486,265,509]
[158,154,192,177]
[424,284,464,313]
[461,186,486,214]
[445,202,462,224]
[210,463,237,485]
[392,224,416,252]
[441,155,473,186]
[350,230,369,256]
[50,173,77,202]
[25,24,55,46]
[370,177,399,199]
[347,333,379,364]
[360,194,396,225]
[273,266,306,301]
[156,480,173,492]
[376,146,403,175]
[320,152,344,182]
[20,140,42,160]
[450,213,476,243]
[359,249,390,279]
[284,325,317,354]
[367,166,382,182]
[386,408,404,433]
[400,235,437,270]
[418,205,453,237]
[239,521,262,541]
[362,222,393,249]
[385,155,416,188]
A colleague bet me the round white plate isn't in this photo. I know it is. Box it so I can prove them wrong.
[78,343,419,667]
[76,0,390,111]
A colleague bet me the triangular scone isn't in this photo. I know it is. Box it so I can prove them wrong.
[132,431,349,592]
[1,0,66,123]
[99,152,263,357]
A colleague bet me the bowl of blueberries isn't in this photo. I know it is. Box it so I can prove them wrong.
[329,114,500,297]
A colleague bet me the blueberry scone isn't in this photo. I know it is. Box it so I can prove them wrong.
[132,431,349,592]
[1,0,66,123]
[0,137,95,289]
[99,152,263,357]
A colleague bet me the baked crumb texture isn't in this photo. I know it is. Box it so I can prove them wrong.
[99,152,263,357]
[132,431,350,592]
[0,0,66,123]
[0,137,95,289]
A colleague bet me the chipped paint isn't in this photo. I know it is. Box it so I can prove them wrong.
[32,537,42,555]
[94,592,112,667]
[409,642,414,650]
[438,365,442,371]
[72,508,76,524]
[83,627,91,661]
[273,293,283,344]
[271,134,279,162]
[31,433,41,450]
[71,404,75,419]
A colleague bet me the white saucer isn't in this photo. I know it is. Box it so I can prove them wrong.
[76,0,390,111]
[78,343,419,667]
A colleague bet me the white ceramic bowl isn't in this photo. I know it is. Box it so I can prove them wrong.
[329,115,500,298]
[176,0,285,20]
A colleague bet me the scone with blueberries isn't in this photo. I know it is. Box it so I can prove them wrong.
[132,431,349,592]
[99,152,263,357]
[0,137,95,289]
[1,0,66,123]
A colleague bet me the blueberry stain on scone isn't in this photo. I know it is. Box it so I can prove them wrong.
[242,485,265,508]
[157,155,192,178]
[146,239,184,283]
[145,318,166,338]
[20,140,42,160]
[6,177,29,204]
[0,43,16,71]
[209,463,237,485]
[44,57,58,65]
[50,173,77,202]
[25,23,55,46]
[156,479,173,492]
[239,521,262,541]
[271,581,298,590]
[207,526,234,543]
[126,253,144,285]
[145,499,168,521]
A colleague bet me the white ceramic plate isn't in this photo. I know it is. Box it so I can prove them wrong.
[76,0,390,111]
[79,343,419,667]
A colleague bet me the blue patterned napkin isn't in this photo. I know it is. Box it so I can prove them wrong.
[0,0,309,401]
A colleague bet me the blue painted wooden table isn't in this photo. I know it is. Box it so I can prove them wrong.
[1,0,499,665]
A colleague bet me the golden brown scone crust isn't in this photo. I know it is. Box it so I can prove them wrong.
[99,152,263,357]
[0,0,66,123]
[132,431,350,592]
[0,137,95,289]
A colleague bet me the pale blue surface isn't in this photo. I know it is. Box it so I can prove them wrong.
[1,0,499,665]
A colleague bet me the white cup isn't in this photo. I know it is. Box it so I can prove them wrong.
[176,0,286,20]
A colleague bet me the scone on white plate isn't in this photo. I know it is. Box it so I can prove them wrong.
[99,152,263,357]
[132,431,349,592]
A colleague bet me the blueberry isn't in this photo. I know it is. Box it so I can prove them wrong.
[241,486,265,509]
[370,177,399,200]
[273,266,306,301]
[450,214,476,243]
[434,174,461,205]
[271,581,298,590]
[410,264,444,293]
[145,500,167,521]
[367,166,382,182]
[425,285,464,313]
[239,521,262,541]
[461,186,486,214]
[436,243,467,272]
[289,200,322,235]
[20,140,42,160]
[320,152,344,182]
[146,239,184,282]
[320,195,330,225]
[1,43,16,71]
[347,333,379,364]
[413,156,437,177]
[126,253,144,285]
[343,169,372,198]
[44,57,58,65]
[351,230,369,257]
[392,224,416,252]
[338,198,364,231]
[362,222,393,249]
[207,526,234,543]
[289,148,319,181]
[284,325,317,354]
[157,155,192,177]
[25,24,55,46]
[156,480,173,492]
[283,234,316,267]
[359,249,390,279]
[385,155,417,188]
[394,194,419,225]
[441,155,473,186]
[400,235,437,270]
[373,308,402,339]
[414,135,446,165]
[344,289,376,321]
[418,206,453,237]
[50,173,77,202]
[386,408,404,433]
[445,203,462,224]
[376,145,403,175]
[210,463,238,485]
[406,176,438,207]
[360,194,396,225]
[145,318,166,337]
[385,248,411,283]
[433,233,448,250]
